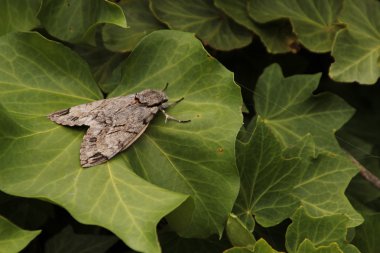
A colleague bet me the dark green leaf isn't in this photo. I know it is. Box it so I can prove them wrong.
[45,226,118,253]
[248,0,343,53]
[38,0,127,43]
[150,0,252,50]
[102,0,166,52]
[0,0,41,36]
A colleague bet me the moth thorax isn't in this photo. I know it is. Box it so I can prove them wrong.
[135,89,168,106]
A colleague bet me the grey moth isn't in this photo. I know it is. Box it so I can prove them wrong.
[48,86,189,168]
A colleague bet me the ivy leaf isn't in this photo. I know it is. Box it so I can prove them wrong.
[108,30,242,238]
[149,0,252,51]
[102,0,166,52]
[226,213,256,247]
[286,207,359,253]
[45,226,118,253]
[330,0,380,84]
[254,64,354,152]
[234,64,362,229]
[38,0,127,44]
[214,0,297,54]
[0,0,41,36]
[352,212,380,253]
[0,216,40,252]
[224,239,280,253]
[248,0,344,53]
[0,30,242,252]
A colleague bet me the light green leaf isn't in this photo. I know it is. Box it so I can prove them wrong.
[297,240,343,253]
[248,0,343,53]
[45,226,117,253]
[352,212,380,253]
[286,207,358,253]
[149,0,252,51]
[226,213,256,247]
[0,32,187,253]
[102,0,165,52]
[224,239,280,253]
[108,30,243,238]
[0,0,41,36]
[0,216,40,253]
[38,0,127,44]
[255,63,354,153]
[0,30,242,251]
[214,0,297,54]
[330,0,380,84]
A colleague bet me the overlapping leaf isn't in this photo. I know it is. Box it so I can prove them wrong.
[254,64,354,152]
[330,0,380,84]
[0,216,40,253]
[234,64,362,231]
[44,226,117,253]
[248,0,343,53]
[286,207,359,253]
[214,0,297,53]
[108,30,243,238]
[352,212,380,253]
[0,0,41,36]
[38,0,127,43]
[0,32,186,253]
[149,0,252,50]
[102,0,166,52]
[224,239,280,253]
[0,30,242,252]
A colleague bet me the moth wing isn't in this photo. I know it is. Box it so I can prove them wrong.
[48,96,136,127]
[79,105,159,168]
[80,123,149,168]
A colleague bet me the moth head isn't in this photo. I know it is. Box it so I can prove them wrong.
[135,89,168,106]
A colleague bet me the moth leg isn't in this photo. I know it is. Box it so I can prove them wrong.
[159,108,191,123]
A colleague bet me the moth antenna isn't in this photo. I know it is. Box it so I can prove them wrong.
[162,82,169,91]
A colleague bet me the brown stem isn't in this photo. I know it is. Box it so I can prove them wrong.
[348,154,380,189]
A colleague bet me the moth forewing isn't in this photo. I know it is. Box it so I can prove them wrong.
[48,88,190,168]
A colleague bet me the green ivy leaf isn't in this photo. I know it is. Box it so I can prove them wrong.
[102,0,166,52]
[296,240,343,253]
[234,64,362,229]
[0,216,40,253]
[330,0,380,84]
[149,0,252,51]
[38,0,127,44]
[108,30,243,238]
[0,30,242,252]
[224,239,280,253]
[0,0,41,36]
[0,32,186,253]
[286,207,359,253]
[226,213,256,248]
[214,0,297,54]
[248,0,343,53]
[352,212,380,253]
[159,232,230,253]
[254,64,354,152]
[45,226,118,253]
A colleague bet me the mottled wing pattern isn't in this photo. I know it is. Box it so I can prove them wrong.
[49,95,161,167]
[79,104,160,167]
[48,95,137,127]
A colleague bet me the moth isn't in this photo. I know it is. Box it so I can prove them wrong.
[48,85,190,168]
